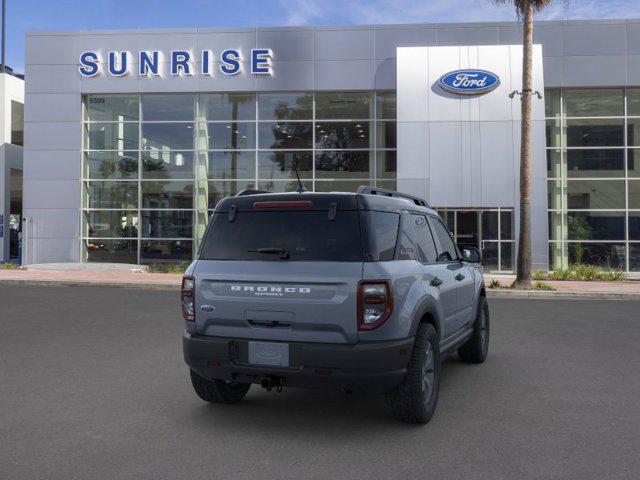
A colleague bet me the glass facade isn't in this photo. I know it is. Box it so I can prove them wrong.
[82,92,397,264]
[546,88,640,271]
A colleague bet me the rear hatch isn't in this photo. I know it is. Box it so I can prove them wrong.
[194,194,364,344]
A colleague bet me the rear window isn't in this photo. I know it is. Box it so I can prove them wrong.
[200,210,364,261]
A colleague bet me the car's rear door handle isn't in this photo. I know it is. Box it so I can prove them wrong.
[455,273,466,281]
[430,277,443,287]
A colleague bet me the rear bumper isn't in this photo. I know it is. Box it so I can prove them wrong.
[183,333,414,393]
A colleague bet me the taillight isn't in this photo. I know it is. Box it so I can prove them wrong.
[357,280,393,331]
[181,276,195,322]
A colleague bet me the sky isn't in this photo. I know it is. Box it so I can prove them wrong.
[5,0,640,73]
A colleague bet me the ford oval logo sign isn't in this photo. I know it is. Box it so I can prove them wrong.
[438,69,500,95]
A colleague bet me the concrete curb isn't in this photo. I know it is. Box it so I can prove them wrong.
[486,289,640,301]
[0,279,180,291]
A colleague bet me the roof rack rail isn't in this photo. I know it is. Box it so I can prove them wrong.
[357,186,430,208]
[235,189,269,197]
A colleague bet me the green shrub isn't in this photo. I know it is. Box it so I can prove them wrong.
[488,279,502,289]
[550,268,572,280]
[534,281,556,291]
[145,263,190,274]
[597,270,626,281]
[532,270,548,281]
[0,262,21,270]
[573,264,601,281]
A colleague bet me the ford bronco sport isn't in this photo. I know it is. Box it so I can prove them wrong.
[182,186,489,424]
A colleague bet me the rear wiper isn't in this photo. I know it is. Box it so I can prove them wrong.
[249,247,290,259]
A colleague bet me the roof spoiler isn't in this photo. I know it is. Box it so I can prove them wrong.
[357,186,430,208]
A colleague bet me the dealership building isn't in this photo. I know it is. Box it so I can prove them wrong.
[21,18,640,272]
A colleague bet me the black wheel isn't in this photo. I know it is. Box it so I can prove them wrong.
[190,369,251,404]
[458,296,490,364]
[387,323,441,424]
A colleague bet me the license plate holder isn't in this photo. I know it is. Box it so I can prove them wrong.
[248,341,290,367]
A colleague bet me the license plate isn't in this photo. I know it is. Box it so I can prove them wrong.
[248,341,289,367]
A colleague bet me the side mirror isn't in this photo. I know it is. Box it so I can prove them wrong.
[462,246,482,264]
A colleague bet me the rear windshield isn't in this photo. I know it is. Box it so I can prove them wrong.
[200,210,364,262]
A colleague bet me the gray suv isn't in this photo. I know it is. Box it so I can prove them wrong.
[182,187,489,424]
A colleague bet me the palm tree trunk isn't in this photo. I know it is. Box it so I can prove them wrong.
[516,2,534,287]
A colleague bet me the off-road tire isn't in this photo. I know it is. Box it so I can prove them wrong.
[190,369,251,404]
[458,296,490,364]
[387,323,441,424]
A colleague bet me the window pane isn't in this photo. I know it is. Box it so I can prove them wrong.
[626,88,640,116]
[627,118,640,146]
[11,100,24,145]
[258,122,312,149]
[85,95,139,122]
[548,179,565,210]
[376,151,397,179]
[500,211,513,240]
[481,211,498,240]
[258,151,312,180]
[142,150,194,179]
[141,211,193,238]
[85,239,137,263]
[86,181,137,209]
[198,122,256,150]
[141,240,192,264]
[563,89,623,117]
[429,217,459,262]
[258,93,312,120]
[567,180,625,209]
[316,121,371,149]
[85,151,138,179]
[568,243,626,269]
[501,243,513,271]
[257,179,313,193]
[631,244,640,271]
[203,151,256,179]
[142,123,194,150]
[629,149,640,178]
[363,211,399,261]
[566,119,624,147]
[199,93,255,121]
[142,95,194,121]
[629,180,640,209]
[85,122,139,150]
[481,241,499,271]
[85,211,138,238]
[547,150,562,178]
[376,91,396,119]
[208,180,256,208]
[398,213,417,261]
[544,89,560,118]
[142,181,193,209]
[567,211,625,240]
[439,211,455,233]
[546,119,563,148]
[376,122,396,148]
[548,212,565,241]
[314,180,371,192]
[567,149,625,178]
[315,92,373,119]
[629,213,640,241]
[315,151,372,179]
[412,215,438,263]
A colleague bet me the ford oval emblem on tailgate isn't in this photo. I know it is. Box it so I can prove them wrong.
[200,305,215,312]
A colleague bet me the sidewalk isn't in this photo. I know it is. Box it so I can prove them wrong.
[1,266,639,299]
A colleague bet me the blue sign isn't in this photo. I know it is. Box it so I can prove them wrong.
[438,69,500,95]
[79,48,273,77]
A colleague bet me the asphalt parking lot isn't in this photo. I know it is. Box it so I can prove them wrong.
[1,285,639,480]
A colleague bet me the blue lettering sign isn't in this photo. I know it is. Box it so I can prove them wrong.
[171,50,192,76]
[139,51,160,76]
[438,69,500,95]
[79,52,99,77]
[108,51,128,76]
[201,50,212,75]
[251,49,272,75]
[220,49,241,75]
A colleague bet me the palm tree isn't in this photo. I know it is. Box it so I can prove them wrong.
[494,0,553,287]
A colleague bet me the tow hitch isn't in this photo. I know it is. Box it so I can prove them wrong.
[260,376,284,393]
